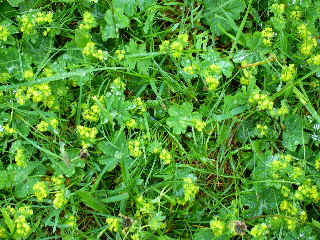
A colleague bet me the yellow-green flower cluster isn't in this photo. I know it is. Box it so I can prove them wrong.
[33,181,49,201]
[250,223,269,238]
[16,83,53,106]
[52,175,65,186]
[83,104,101,122]
[280,200,298,215]
[160,148,172,164]
[106,217,121,232]
[261,27,274,46]
[24,69,34,79]
[270,154,293,178]
[184,64,199,75]
[210,218,225,237]
[205,75,219,91]
[0,25,9,42]
[240,67,255,85]
[297,24,317,55]
[136,195,154,216]
[65,215,77,228]
[15,148,27,167]
[286,218,297,230]
[194,119,206,132]
[18,206,33,217]
[159,40,170,52]
[129,139,142,158]
[315,157,320,171]
[1,206,34,238]
[133,97,147,114]
[159,33,189,58]
[290,7,302,20]
[291,166,304,179]
[183,177,199,202]
[77,125,98,148]
[0,72,10,83]
[209,63,222,74]
[20,11,53,35]
[307,55,320,65]
[249,91,274,111]
[115,49,125,61]
[271,3,285,15]
[53,189,68,209]
[256,124,268,136]
[281,185,291,198]
[79,12,96,30]
[83,41,104,61]
[281,64,296,82]
[37,118,59,132]
[15,215,31,238]
[111,77,126,91]
[126,119,137,129]
[294,179,320,202]
[2,124,16,136]
[0,226,6,238]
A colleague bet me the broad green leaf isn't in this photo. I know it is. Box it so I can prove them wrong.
[166,102,202,135]
[102,8,130,40]
[282,114,308,152]
[113,0,137,17]
[15,177,38,199]
[75,29,91,48]
[77,191,109,214]
[203,0,246,36]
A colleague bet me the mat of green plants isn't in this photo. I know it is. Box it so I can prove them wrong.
[1,0,320,239]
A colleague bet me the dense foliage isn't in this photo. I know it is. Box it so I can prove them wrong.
[0,0,320,239]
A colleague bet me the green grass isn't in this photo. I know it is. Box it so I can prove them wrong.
[0,0,320,239]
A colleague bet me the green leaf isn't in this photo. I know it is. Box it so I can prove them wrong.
[102,8,130,40]
[113,0,137,17]
[76,191,109,214]
[124,39,151,74]
[103,192,129,203]
[6,0,24,7]
[193,229,215,240]
[282,114,307,152]
[166,102,202,135]
[0,170,10,190]
[75,29,91,48]
[203,0,246,36]
[15,177,38,199]
[149,212,166,231]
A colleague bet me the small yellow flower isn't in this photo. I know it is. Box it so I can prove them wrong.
[126,119,136,128]
[53,190,67,209]
[15,148,27,167]
[250,223,269,237]
[106,217,121,232]
[129,139,142,158]
[24,69,34,79]
[210,218,225,237]
[33,181,49,201]
[0,25,9,41]
[115,49,125,60]
[15,215,31,238]
[194,119,206,131]
[160,148,172,164]
[205,76,219,90]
